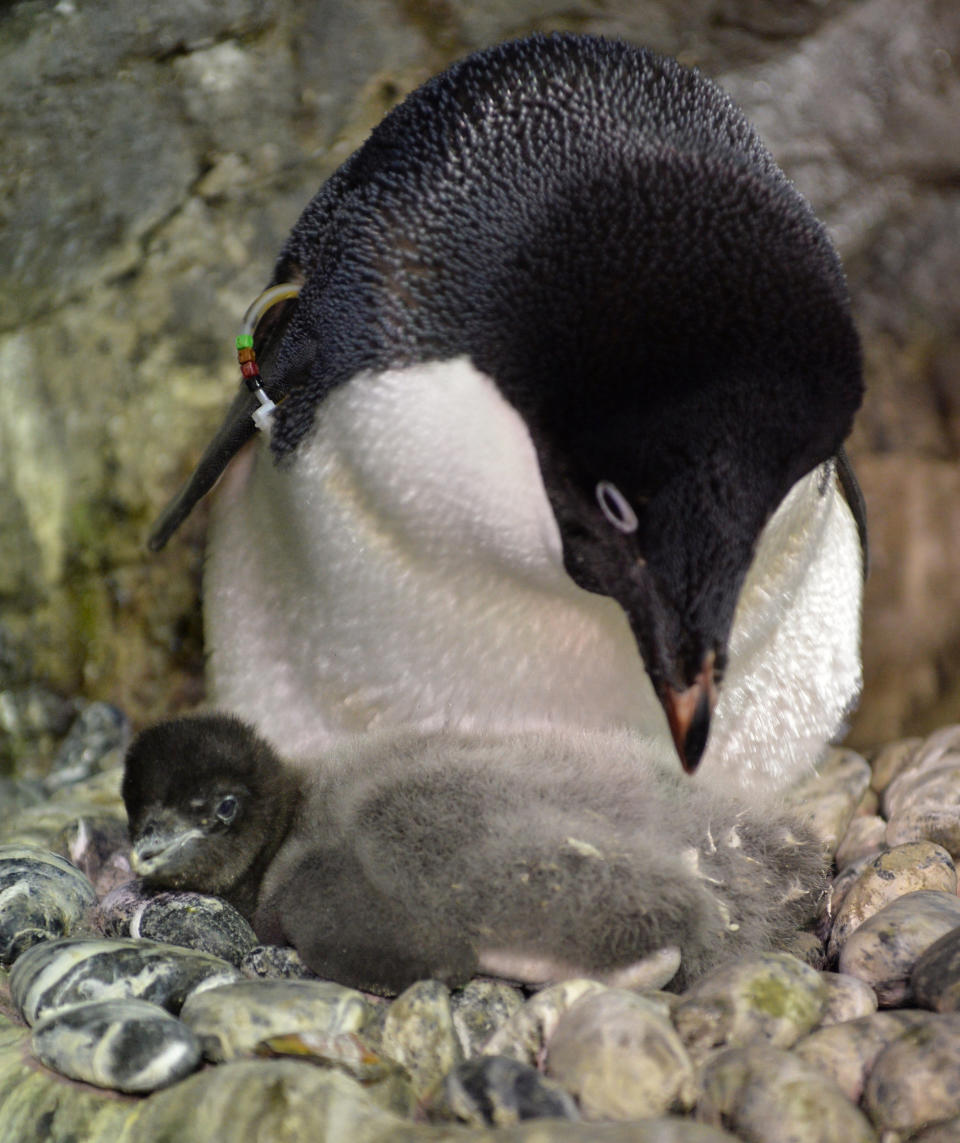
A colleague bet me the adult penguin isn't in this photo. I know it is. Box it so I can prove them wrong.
[150,33,866,790]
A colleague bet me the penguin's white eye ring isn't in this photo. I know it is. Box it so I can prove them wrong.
[595,481,639,534]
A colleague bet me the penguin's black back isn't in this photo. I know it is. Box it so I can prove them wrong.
[267,34,860,497]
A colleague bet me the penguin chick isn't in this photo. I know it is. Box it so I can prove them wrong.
[123,714,827,995]
[153,33,864,786]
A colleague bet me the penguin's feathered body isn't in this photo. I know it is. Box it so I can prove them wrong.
[123,714,826,994]
[167,33,866,787]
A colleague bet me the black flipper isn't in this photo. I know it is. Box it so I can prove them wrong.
[146,286,302,551]
[147,388,259,551]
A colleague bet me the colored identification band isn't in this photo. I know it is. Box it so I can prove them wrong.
[234,283,303,431]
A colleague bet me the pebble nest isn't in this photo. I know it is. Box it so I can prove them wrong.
[3,701,960,1142]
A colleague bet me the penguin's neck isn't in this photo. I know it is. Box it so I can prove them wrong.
[204,358,665,764]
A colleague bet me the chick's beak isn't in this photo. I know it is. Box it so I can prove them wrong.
[130,814,204,879]
[661,651,718,774]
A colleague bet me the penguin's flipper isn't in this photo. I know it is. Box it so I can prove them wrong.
[835,445,869,577]
[147,387,259,551]
[147,281,303,551]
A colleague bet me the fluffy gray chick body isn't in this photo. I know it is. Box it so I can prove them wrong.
[124,715,825,995]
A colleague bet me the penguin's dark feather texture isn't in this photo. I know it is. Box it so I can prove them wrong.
[258,32,862,700]
[124,715,827,995]
[270,34,859,459]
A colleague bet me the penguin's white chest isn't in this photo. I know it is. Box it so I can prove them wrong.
[204,358,663,763]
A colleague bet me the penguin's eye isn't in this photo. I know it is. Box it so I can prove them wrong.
[595,481,639,534]
[215,795,239,824]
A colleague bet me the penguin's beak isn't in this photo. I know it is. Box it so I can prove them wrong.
[660,652,718,774]
[130,814,204,879]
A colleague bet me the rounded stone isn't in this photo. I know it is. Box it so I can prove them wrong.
[0,777,46,817]
[48,765,125,808]
[838,890,960,1006]
[819,853,876,935]
[380,979,462,1102]
[99,884,257,965]
[869,737,922,796]
[817,972,878,1025]
[863,1013,960,1134]
[545,988,695,1120]
[450,978,524,1057]
[179,977,372,1062]
[793,1010,934,1103]
[481,978,606,1066]
[239,943,319,980]
[256,1027,399,1081]
[0,685,76,769]
[911,724,960,768]
[786,748,871,856]
[0,1023,137,1143]
[833,815,887,871]
[906,1119,960,1143]
[855,786,881,816]
[885,771,960,858]
[697,1045,877,1142]
[97,880,149,934]
[253,1028,414,1117]
[0,845,97,965]
[44,702,130,793]
[883,736,960,820]
[672,953,829,1061]
[827,842,957,959]
[911,926,960,1012]
[433,1054,578,1126]
[115,1058,410,1141]
[0,783,126,852]
[31,996,201,1092]
[9,935,240,1024]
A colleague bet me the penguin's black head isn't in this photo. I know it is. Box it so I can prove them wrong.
[122,714,301,913]
[483,145,862,772]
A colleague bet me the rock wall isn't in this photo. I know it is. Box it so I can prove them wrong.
[1,0,958,764]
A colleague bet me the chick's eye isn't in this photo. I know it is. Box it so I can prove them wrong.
[595,481,639,534]
[215,795,239,824]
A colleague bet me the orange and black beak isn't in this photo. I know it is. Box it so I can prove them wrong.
[660,651,719,774]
